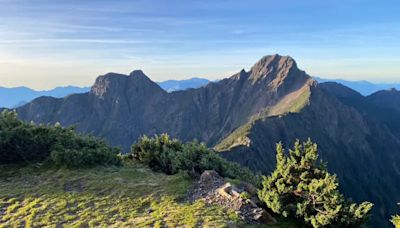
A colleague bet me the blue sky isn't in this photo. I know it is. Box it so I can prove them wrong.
[0,0,399,89]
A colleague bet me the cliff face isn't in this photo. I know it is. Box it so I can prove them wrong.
[15,54,400,226]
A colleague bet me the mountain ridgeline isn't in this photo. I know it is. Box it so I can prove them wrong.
[11,54,400,226]
[0,78,211,108]
[16,55,314,151]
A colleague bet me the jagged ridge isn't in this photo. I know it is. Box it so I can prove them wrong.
[16,54,313,150]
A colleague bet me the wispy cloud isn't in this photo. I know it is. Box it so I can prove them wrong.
[0,0,400,89]
[0,38,172,44]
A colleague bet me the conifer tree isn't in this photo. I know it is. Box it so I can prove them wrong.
[258,139,373,227]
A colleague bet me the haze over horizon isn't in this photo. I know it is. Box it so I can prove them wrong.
[1,0,400,90]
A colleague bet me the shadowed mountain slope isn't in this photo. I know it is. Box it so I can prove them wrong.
[367,88,400,112]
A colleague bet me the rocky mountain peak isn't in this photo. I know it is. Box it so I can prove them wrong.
[90,70,163,99]
[90,73,127,98]
[249,54,297,81]
[128,70,159,86]
[129,69,147,78]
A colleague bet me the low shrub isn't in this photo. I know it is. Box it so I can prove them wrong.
[131,134,260,185]
[50,136,121,168]
[0,110,121,168]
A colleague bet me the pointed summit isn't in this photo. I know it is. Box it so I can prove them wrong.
[127,69,164,91]
[249,54,298,80]
[128,69,153,83]
[129,70,147,77]
[245,54,311,92]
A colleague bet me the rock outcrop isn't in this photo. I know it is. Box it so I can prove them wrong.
[188,170,276,225]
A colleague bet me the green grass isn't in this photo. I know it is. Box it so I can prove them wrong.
[0,162,240,227]
[214,122,253,152]
[285,88,311,113]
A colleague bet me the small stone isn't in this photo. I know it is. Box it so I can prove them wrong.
[252,209,277,224]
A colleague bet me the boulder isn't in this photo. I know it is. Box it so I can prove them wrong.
[199,170,223,188]
[189,170,276,225]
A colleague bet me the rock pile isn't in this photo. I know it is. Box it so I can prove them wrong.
[187,170,276,224]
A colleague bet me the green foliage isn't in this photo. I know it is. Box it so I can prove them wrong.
[131,134,260,185]
[258,139,373,228]
[0,110,121,167]
[239,191,251,200]
[391,215,400,227]
[50,137,121,168]
[391,205,400,227]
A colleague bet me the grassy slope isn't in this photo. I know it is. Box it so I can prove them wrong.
[0,163,240,227]
[215,86,311,152]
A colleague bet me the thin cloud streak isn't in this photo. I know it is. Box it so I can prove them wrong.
[0,39,172,44]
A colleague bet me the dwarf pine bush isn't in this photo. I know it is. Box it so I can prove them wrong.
[131,134,259,185]
[0,110,121,167]
[258,139,373,228]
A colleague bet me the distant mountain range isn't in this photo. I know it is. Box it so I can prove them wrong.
[315,77,400,95]
[0,78,211,108]
[157,77,210,92]
[5,54,400,226]
[0,86,90,109]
